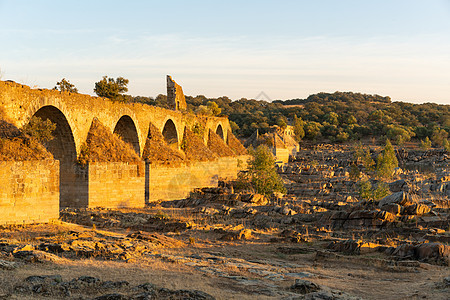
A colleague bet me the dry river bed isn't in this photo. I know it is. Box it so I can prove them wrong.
[0,207,448,300]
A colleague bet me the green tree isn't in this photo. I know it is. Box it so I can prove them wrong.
[354,143,375,172]
[359,180,373,200]
[293,115,305,142]
[362,148,375,172]
[304,121,322,139]
[207,101,221,116]
[325,112,339,126]
[443,138,450,152]
[94,76,129,101]
[359,180,390,201]
[373,182,390,200]
[276,116,287,129]
[420,136,432,150]
[230,121,239,133]
[55,78,78,93]
[336,130,349,142]
[22,116,56,144]
[376,139,398,179]
[349,163,361,180]
[239,145,286,196]
[431,128,448,146]
[386,125,414,145]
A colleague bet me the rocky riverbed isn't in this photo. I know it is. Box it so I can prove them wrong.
[0,144,449,299]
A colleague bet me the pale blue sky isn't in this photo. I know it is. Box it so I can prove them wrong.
[1,0,450,103]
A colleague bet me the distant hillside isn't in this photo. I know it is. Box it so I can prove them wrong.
[134,92,450,146]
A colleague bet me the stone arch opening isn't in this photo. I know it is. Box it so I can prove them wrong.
[113,115,140,154]
[32,106,77,163]
[31,106,83,208]
[216,124,224,140]
[162,119,178,148]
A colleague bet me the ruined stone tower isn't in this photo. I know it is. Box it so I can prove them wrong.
[167,75,187,111]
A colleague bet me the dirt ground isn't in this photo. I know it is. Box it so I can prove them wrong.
[1,145,449,299]
[0,210,448,300]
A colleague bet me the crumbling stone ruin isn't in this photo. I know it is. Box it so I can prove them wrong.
[166,75,187,111]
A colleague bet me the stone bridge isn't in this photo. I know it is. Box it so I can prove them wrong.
[0,80,238,215]
[0,80,230,157]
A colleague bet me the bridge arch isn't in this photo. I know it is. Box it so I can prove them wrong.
[162,118,179,148]
[30,105,82,208]
[215,123,224,140]
[31,105,77,163]
[113,115,140,154]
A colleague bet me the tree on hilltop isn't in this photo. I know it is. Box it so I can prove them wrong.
[55,78,78,93]
[94,76,129,101]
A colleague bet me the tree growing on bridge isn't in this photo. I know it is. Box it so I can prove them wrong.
[22,116,56,144]
[54,78,78,93]
[94,76,129,101]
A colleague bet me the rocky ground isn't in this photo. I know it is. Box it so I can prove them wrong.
[0,144,449,299]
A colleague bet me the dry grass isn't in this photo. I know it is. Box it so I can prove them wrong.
[245,132,286,149]
[78,119,140,164]
[283,133,298,148]
[0,118,53,161]
[207,129,235,157]
[227,131,248,155]
[182,127,217,161]
[142,122,185,164]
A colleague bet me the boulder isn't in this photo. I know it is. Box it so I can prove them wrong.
[392,243,415,258]
[327,239,361,254]
[380,203,401,215]
[415,243,450,264]
[240,193,268,205]
[290,279,320,294]
[0,259,17,270]
[378,191,416,207]
[403,203,431,215]
[389,179,409,192]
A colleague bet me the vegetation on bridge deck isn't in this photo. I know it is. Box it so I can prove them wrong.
[207,129,235,157]
[78,119,140,165]
[0,109,53,161]
[142,122,185,164]
[181,127,217,161]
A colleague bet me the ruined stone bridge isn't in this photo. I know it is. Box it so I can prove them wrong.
[0,79,230,158]
[0,78,244,224]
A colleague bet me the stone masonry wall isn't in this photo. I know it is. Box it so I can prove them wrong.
[87,162,145,208]
[0,160,59,225]
[146,156,249,203]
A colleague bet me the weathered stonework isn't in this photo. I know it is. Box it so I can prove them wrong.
[0,80,231,207]
[0,80,229,157]
[146,155,249,203]
[0,160,59,224]
[87,162,145,208]
[166,75,187,111]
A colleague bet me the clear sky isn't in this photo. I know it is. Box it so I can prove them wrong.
[1,0,450,104]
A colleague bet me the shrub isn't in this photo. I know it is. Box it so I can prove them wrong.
[349,163,361,180]
[359,180,373,200]
[420,137,432,150]
[238,145,286,196]
[376,139,398,179]
[22,116,56,144]
[443,138,450,152]
[373,182,390,200]
[359,180,390,201]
